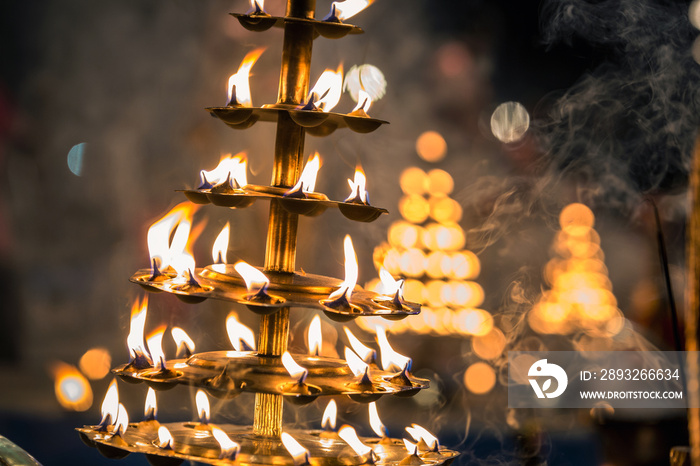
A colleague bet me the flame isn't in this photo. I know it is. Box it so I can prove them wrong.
[146,325,167,371]
[326,0,375,21]
[308,315,322,356]
[196,389,210,424]
[147,202,199,272]
[288,153,322,194]
[328,235,359,301]
[200,153,248,188]
[344,347,369,378]
[343,327,375,362]
[308,65,343,112]
[249,0,264,13]
[352,89,372,114]
[144,387,157,420]
[100,379,119,427]
[368,402,386,437]
[282,351,308,383]
[375,326,411,372]
[212,426,240,460]
[51,361,93,412]
[171,327,195,358]
[345,166,368,204]
[157,426,174,449]
[226,312,256,351]
[234,261,270,294]
[169,219,196,283]
[403,438,418,455]
[405,424,438,450]
[338,425,373,457]
[212,223,230,265]
[230,154,249,188]
[281,432,310,466]
[379,268,403,298]
[322,400,337,430]
[227,48,265,106]
[115,403,129,436]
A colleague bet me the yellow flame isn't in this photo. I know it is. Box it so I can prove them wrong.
[115,403,129,436]
[127,297,149,363]
[328,235,359,301]
[147,202,199,271]
[344,347,369,378]
[201,153,248,188]
[288,152,322,194]
[212,223,230,265]
[308,315,322,356]
[379,268,403,297]
[196,389,210,424]
[200,154,233,186]
[368,402,386,437]
[343,327,375,362]
[234,261,270,294]
[329,0,375,21]
[308,65,343,112]
[282,351,308,382]
[144,387,157,419]
[227,48,265,106]
[403,438,418,455]
[226,312,256,351]
[171,327,195,357]
[375,326,411,372]
[281,432,310,466]
[405,424,438,450]
[338,425,372,457]
[345,166,368,203]
[169,219,196,283]
[212,426,240,459]
[322,400,337,430]
[157,426,174,449]
[146,325,167,370]
[352,89,372,113]
[51,361,93,412]
[100,379,119,427]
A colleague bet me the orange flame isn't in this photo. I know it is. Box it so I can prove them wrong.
[200,153,248,188]
[212,426,240,460]
[343,327,375,363]
[338,425,373,457]
[344,347,369,378]
[234,261,270,294]
[171,327,195,358]
[352,89,372,114]
[51,361,93,412]
[212,223,230,266]
[368,402,386,437]
[100,379,119,428]
[405,424,438,450]
[196,389,210,424]
[227,48,266,106]
[281,432,310,466]
[322,400,337,430]
[226,312,256,351]
[375,326,411,372]
[144,387,157,420]
[327,0,375,21]
[328,235,359,301]
[287,152,322,195]
[345,166,368,204]
[147,202,199,272]
[146,325,167,371]
[157,426,174,449]
[308,315,322,356]
[282,351,308,383]
[308,65,343,112]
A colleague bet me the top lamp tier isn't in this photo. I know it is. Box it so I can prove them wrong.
[231,12,364,39]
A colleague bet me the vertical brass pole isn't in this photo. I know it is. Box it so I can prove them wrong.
[686,136,700,465]
[253,0,315,438]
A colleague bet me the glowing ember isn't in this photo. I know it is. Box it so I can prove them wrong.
[327,235,359,301]
[234,261,270,295]
[368,402,387,437]
[375,326,411,372]
[344,347,369,379]
[345,166,368,204]
[157,426,174,449]
[226,312,256,351]
[324,0,376,22]
[281,432,310,466]
[282,351,308,383]
[144,387,157,421]
[99,379,119,429]
[286,152,321,196]
[146,202,198,274]
[338,425,374,458]
[212,426,240,460]
[227,48,265,106]
[308,315,322,356]
[114,403,129,437]
[51,361,93,412]
[212,223,230,265]
[195,389,210,424]
[322,400,337,430]
[405,424,438,450]
[171,327,195,358]
[343,327,376,363]
[306,66,343,112]
[403,438,419,455]
[379,268,404,298]
[146,325,167,371]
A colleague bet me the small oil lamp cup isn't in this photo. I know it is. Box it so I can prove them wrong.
[243,286,285,315]
[281,381,322,405]
[145,454,184,466]
[210,174,245,194]
[171,270,211,304]
[399,453,424,466]
[233,12,275,32]
[204,365,242,399]
[321,290,361,318]
[346,368,382,403]
[386,366,420,397]
[348,107,369,118]
[372,290,405,311]
[322,4,342,23]
[96,440,131,460]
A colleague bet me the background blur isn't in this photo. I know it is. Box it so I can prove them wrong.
[1,0,698,464]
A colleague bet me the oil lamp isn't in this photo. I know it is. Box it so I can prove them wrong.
[226,312,256,351]
[344,327,377,365]
[321,399,338,434]
[211,426,240,460]
[322,235,360,313]
[234,261,285,311]
[307,315,322,356]
[226,48,265,107]
[143,388,158,423]
[281,432,310,466]
[171,327,195,359]
[338,425,377,464]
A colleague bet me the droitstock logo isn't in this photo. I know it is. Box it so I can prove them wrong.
[528,359,568,399]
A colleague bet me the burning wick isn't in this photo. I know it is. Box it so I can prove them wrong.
[323,0,376,22]
[345,166,369,205]
[144,387,158,422]
[345,347,372,386]
[146,202,198,280]
[369,402,388,438]
[284,153,321,199]
[212,223,230,267]
[126,296,152,369]
[376,326,411,373]
[212,426,240,460]
[171,327,195,359]
[156,426,174,450]
[338,425,377,464]
[282,352,308,384]
[281,432,311,466]
[226,312,256,352]
[110,403,129,439]
[198,153,246,190]
[97,379,119,432]
[308,315,322,357]
[349,89,372,117]
[146,326,168,372]
[323,235,359,310]
[405,424,439,452]
[399,439,424,465]
[226,48,265,107]
[379,268,405,309]
[234,261,278,304]
[344,327,377,364]
[195,390,210,425]
[321,400,338,432]
[247,0,267,15]
[301,66,343,112]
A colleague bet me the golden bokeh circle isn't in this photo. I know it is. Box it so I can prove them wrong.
[416,131,447,162]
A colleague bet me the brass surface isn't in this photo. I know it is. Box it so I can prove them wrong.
[687,135,700,465]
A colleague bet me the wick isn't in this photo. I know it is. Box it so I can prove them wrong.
[283,182,308,199]
[197,171,213,190]
[358,366,372,386]
[186,269,201,288]
[227,85,240,107]
[322,4,341,22]
[149,257,163,281]
[300,93,319,111]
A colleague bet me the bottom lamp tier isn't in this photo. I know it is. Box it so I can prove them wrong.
[77,423,459,466]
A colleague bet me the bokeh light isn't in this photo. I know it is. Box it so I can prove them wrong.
[399,195,430,224]
[79,347,112,380]
[416,131,447,162]
[472,328,507,360]
[51,361,93,412]
[426,169,454,196]
[559,203,594,236]
[344,64,387,102]
[464,362,496,395]
[399,167,429,195]
[490,101,530,143]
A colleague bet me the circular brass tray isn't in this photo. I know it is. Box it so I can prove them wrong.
[78,423,459,466]
[230,13,364,39]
